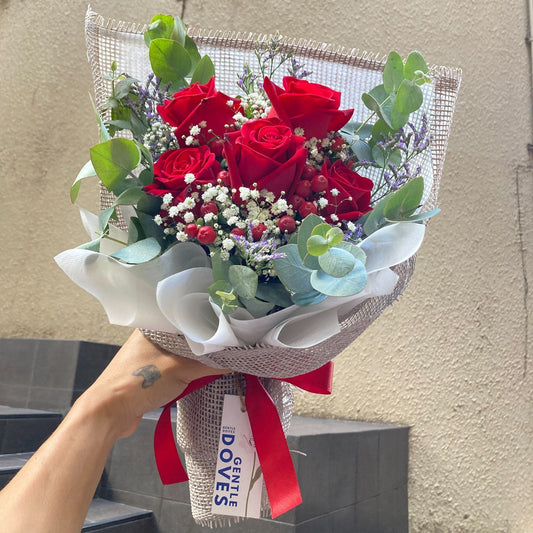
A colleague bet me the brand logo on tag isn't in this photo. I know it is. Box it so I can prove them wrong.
[211,395,263,518]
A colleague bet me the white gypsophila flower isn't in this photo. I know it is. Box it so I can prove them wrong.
[183,197,196,209]
[222,238,235,251]
[238,187,251,201]
[220,249,230,261]
[250,189,260,200]
[185,173,195,184]
[227,216,239,226]
[168,206,180,217]
[189,125,201,136]
[164,227,176,235]
[204,213,215,223]
[183,212,195,223]
[223,206,239,219]
[176,231,188,242]
[216,192,229,203]
[294,127,305,137]
[227,99,234,107]
[347,221,356,231]
[273,198,288,213]
[321,138,331,148]
[330,188,339,197]
[154,215,163,226]
[330,214,339,222]
[199,120,207,128]
[262,191,275,203]
[318,197,329,208]
[236,220,247,229]
[163,193,173,205]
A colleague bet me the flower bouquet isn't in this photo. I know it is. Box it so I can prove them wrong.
[55,9,461,527]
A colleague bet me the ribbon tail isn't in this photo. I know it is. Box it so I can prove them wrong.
[154,374,222,485]
[245,375,302,518]
[283,361,334,394]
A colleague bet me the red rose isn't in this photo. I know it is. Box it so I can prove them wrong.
[157,78,242,146]
[144,146,220,200]
[224,117,307,198]
[263,76,353,140]
[320,160,373,222]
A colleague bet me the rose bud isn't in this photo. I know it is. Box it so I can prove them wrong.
[299,201,318,218]
[311,174,328,193]
[197,226,216,244]
[184,223,199,238]
[278,215,296,233]
[251,223,268,241]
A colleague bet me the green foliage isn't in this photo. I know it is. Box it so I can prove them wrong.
[90,138,141,193]
[110,237,161,263]
[228,265,258,300]
[274,215,369,303]
[208,280,240,314]
[70,160,96,203]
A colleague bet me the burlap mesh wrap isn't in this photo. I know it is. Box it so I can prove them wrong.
[85,8,461,526]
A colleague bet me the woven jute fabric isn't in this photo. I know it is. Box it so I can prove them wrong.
[85,7,461,526]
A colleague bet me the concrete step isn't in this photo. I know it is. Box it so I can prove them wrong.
[0,405,62,453]
[0,451,33,489]
[83,498,155,532]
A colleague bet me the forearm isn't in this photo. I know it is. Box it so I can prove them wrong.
[0,400,118,533]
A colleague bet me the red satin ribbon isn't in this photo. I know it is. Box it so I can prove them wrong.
[153,362,333,518]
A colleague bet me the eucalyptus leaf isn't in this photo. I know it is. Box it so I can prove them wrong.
[208,280,240,314]
[144,15,175,44]
[90,95,110,143]
[128,217,143,244]
[139,168,154,186]
[228,265,258,300]
[310,260,367,296]
[361,85,392,128]
[352,139,373,161]
[387,207,440,223]
[371,119,393,145]
[273,244,314,294]
[112,177,143,197]
[191,55,215,84]
[391,104,410,130]
[364,192,394,235]
[291,290,327,306]
[136,210,166,245]
[136,192,161,215]
[383,51,404,94]
[149,38,192,83]
[98,206,116,233]
[396,79,423,114]
[334,241,367,265]
[383,176,424,220]
[256,281,294,308]
[112,187,144,207]
[311,223,331,238]
[307,235,329,256]
[297,213,324,260]
[70,160,96,203]
[241,297,275,318]
[318,247,356,278]
[111,237,161,263]
[76,237,101,252]
[326,226,344,246]
[184,35,202,73]
[114,77,138,99]
[211,248,239,282]
[90,138,141,192]
[404,51,429,85]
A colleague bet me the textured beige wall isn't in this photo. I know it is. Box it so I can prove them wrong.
[1,1,532,532]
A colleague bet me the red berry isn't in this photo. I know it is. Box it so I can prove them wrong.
[311,174,328,193]
[278,215,296,233]
[331,137,344,151]
[197,226,216,244]
[210,138,225,157]
[299,201,318,218]
[217,170,230,185]
[295,180,312,198]
[251,223,267,241]
[184,223,198,238]
[200,201,218,216]
[302,164,318,180]
[289,194,305,210]
[230,227,246,237]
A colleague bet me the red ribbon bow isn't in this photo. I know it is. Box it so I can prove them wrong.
[153,362,333,518]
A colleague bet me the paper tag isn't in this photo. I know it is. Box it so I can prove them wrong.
[211,395,263,518]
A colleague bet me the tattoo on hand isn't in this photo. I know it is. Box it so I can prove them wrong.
[132,365,161,389]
